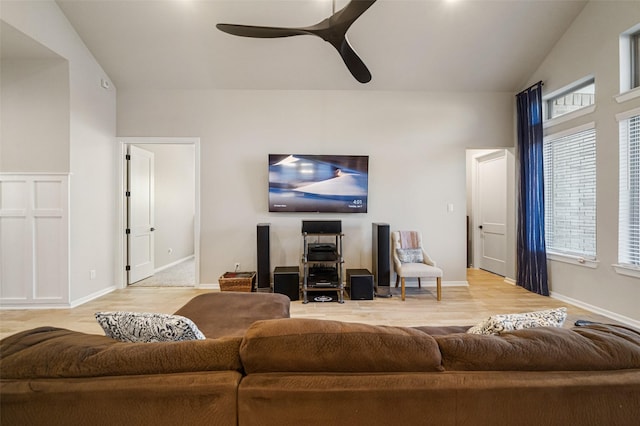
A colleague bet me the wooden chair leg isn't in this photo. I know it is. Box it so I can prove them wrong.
[436,277,442,301]
[401,277,406,301]
[395,275,399,288]
[418,277,421,288]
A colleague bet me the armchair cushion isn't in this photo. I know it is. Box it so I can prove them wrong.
[396,248,424,264]
[397,262,443,278]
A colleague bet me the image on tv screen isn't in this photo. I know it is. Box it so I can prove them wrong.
[268,154,369,213]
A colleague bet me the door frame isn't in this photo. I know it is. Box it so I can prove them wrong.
[117,137,201,289]
[467,148,516,282]
[473,149,507,276]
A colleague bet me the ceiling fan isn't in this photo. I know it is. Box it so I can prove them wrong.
[216,0,377,84]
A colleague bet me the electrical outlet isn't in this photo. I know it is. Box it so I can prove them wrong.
[234,262,240,271]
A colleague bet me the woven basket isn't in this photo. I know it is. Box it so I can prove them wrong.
[219,272,256,292]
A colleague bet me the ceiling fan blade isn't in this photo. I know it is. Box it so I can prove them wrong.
[304,0,377,38]
[216,0,378,83]
[337,37,372,83]
[330,0,377,30]
[216,24,308,39]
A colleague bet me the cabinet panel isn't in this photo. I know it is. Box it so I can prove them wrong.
[0,174,69,306]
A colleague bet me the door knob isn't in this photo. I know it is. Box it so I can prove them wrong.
[150,227,155,232]
[478,225,483,229]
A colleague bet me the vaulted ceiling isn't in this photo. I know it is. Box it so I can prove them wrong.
[53,0,587,91]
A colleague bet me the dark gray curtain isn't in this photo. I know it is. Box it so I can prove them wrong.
[516,81,549,296]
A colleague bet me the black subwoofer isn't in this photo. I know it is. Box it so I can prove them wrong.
[273,266,300,301]
[347,268,374,300]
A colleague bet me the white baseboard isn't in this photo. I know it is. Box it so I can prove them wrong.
[550,291,640,329]
[197,283,220,290]
[443,280,469,287]
[155,255,194,274]
[388,279,469,287]
[196,281,469,291]
[1,285,118,310]
[1,304,71,310]
[70,285,118,308]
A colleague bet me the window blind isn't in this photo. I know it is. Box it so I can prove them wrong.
[543,127,597,258]
[619,115,640,266]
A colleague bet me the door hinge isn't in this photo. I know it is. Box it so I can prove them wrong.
[125,154,131,160]
[125,191,131,197]
[125,228,131,234]
[125,265,131,271]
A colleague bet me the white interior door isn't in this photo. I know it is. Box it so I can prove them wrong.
[127,145,155,284]
[475,150,507,276]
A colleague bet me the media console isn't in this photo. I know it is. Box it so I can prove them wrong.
[301,221,344,303]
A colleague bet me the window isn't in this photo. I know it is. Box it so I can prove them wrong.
[632,31,640,89]
[619,113,640,267]
[619,24,640,97]
[546,78,595,120]
[543,125,597,259]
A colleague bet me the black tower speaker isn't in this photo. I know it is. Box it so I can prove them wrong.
[257,223,270,290]
[372,223,392,298]
[273,266,300,301]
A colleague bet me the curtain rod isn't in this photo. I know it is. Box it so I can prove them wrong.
[518,80,544,95]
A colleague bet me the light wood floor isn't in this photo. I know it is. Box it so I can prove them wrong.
[0,269,623,340]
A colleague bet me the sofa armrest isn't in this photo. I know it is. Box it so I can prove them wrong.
[0,327,243,379]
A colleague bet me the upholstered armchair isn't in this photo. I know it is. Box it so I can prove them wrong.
[391,231,442,301]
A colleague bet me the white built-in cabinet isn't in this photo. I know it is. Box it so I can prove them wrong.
[0,174,69,307]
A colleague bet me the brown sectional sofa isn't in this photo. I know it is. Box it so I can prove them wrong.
[1,292,640,425]
[0,327,244,425]
[238,319,640,426]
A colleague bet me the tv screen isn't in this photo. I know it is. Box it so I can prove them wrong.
[268,154,369,213]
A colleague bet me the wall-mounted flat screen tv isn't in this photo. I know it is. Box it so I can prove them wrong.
[268,154,369,213]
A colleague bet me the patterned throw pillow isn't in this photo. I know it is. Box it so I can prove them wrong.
[466,307,568,335]
[396,248,424,263]
[95,312,206,343]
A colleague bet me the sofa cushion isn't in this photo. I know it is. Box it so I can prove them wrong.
[240,318,443,374]
[0,327,243,379]
[413,325,472,335]
[95,311,205,342]
[435,324,640,371]
[173,292,291,339]
[466,307,567,335]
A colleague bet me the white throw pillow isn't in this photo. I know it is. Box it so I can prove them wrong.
[466,307,568,335]
[396,248,424,263]
[95,311,206,342]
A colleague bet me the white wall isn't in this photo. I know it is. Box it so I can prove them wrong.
[1,57,70,172]
[118,90,515,285]
[522,1,640,324]
[1,1,117,305]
